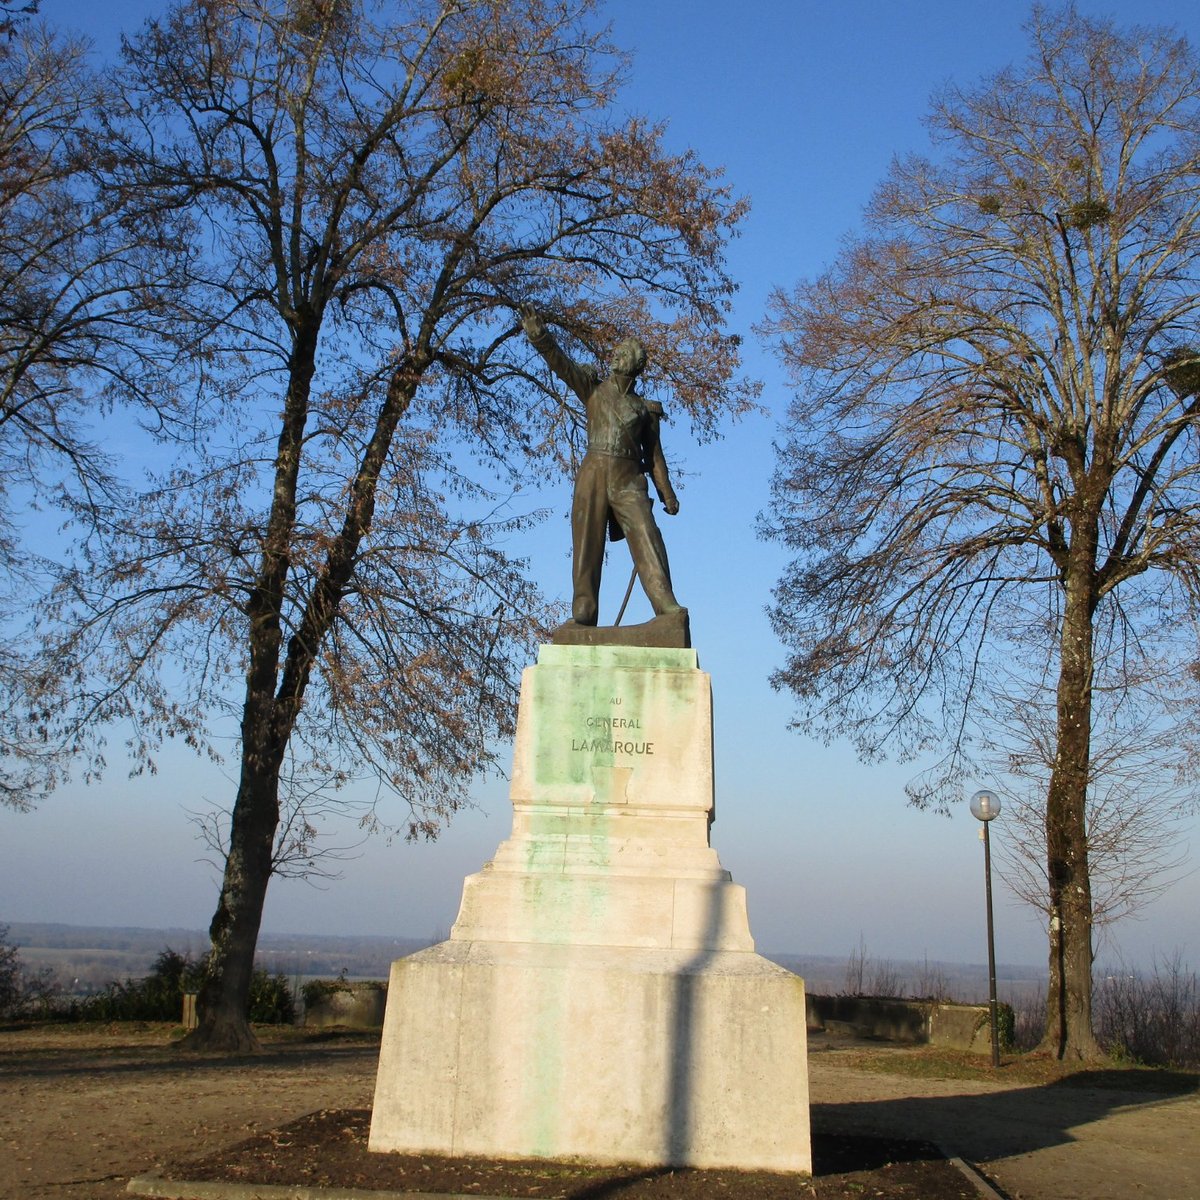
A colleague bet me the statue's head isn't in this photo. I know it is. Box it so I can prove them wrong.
[610,337,647,378]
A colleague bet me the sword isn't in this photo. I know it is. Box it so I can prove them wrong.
[613,563,638,627]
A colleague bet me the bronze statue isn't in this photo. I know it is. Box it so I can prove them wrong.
[521,305,685,630]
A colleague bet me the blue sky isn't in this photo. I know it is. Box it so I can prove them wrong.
[2,0,1198,976]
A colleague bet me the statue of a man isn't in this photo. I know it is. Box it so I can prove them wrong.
[521,306,685,628]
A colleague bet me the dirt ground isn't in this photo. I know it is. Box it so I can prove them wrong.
[0,1023,1196,1200]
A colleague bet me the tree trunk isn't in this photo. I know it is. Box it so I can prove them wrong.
[179,342,428,1053]
[1040,531,1103,1061]
[180,325,319,1052]
[180,718,286,1052]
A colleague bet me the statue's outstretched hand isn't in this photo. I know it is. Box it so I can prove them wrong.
[519,303,547,340]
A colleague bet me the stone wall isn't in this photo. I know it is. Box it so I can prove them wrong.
[302,981,387,1029]
[806,994,991,1051]
[301,979,995,1052]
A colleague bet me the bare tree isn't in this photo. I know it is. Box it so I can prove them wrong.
[760,6,1200,1060]
[0,19,184,806]
[47,0,752,1050]
[0,2,38,40]
[989,665,1194,940]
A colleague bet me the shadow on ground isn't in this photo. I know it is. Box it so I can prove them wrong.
[814,1068,1197,1164]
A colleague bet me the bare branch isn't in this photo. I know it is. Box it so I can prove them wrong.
[762,6,1200,1060]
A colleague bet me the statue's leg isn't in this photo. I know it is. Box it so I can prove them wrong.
[571,457,608,625]
[609,465,683,617]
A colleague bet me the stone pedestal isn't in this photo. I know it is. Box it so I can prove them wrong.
[369,645,810,1173]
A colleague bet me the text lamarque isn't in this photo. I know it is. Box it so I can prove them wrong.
[571,738,655,755]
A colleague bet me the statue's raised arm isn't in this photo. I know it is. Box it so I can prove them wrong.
[520,304,686,642]
[520,305,599,404]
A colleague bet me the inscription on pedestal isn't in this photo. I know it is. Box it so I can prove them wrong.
[522,645,705,811]
[571,706,655,755]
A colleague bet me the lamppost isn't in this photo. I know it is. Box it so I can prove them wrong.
[970,788,1002,1068]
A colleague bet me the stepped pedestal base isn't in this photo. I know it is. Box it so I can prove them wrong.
[369,646,810,1173]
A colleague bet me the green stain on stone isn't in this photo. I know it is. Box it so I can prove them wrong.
[530,645,698,794]
[511,644,706,1152]
[536,644,698,671]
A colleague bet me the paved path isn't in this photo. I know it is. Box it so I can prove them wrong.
[809,1042,1200,1200]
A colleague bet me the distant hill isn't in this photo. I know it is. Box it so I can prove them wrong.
[4,922,435,990]
[4,921,1046,1000]
[765,951,1047,1003]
